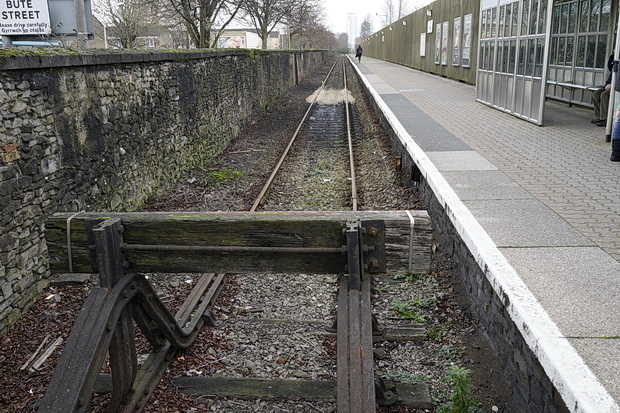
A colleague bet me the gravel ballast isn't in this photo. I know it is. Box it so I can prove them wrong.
[0,56,519,413]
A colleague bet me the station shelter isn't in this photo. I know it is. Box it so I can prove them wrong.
[476,0,618,126]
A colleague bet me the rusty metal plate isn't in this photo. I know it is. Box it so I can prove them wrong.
[361,220,385,273]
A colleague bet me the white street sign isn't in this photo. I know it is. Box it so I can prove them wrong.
[1,0,52,36]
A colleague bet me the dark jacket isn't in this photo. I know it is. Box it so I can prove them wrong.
[605,54,614,86]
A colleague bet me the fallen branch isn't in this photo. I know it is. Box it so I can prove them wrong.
[20,334,51,371]
[228,149,266,154]
[29,337,63,372]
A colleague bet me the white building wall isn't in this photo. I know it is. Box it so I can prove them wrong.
[346,13,357,52]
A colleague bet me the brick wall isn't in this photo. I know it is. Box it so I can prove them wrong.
[0,49,329,334]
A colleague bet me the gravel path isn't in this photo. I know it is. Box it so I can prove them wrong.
[0,56,518,413]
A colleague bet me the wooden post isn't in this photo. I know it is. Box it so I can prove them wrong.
[92,219,137,411]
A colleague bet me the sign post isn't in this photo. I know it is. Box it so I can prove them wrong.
[74,0,87,48]
[1,35,14,46]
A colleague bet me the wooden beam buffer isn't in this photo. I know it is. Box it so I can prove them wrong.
[45,211,432,275]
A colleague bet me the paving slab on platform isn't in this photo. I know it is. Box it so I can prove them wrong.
[464,199,594,247]
[426,151,498,171]
[362,74,397,94]
[501,246,620,336]
[355,64,375,76]
[569,339,620,402]
[380,95,472,151]
[443,170,534,200]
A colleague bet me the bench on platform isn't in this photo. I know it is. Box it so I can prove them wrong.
[546,80,599,106]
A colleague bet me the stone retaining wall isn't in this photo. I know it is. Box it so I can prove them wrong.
[0,49,329,334]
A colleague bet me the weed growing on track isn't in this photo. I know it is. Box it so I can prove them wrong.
[202,168,244,186]
[437,365,483,413]
[385,370,430,385]
[428,321,452,342]
[394,272,427,282]
[436,344,464,361]
[410,296,438,309]
[392,301,427,322]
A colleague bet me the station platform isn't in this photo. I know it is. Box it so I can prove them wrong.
[352,56,620,412]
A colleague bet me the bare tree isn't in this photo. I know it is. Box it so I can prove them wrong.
[240,0,301,49]
[358,14,373,43]
[382,0,395,24]
[383,0,410,23]
[96,0,154,48]
[292,21,336,50]
[335,32,349,53]
[286,0,324,49]
[396,0,410,19]
[157,0,243,48]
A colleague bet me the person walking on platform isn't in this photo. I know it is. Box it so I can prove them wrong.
[355,45,363,63]
[592,55,614,126]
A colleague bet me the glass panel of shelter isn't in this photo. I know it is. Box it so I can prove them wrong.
[546,0,614,106]
[477,0,549,123]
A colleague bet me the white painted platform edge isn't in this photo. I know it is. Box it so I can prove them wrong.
[348,56,620,413]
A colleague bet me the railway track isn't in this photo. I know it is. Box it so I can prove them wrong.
[29,56,445,413]
[251,57,358,212]
[246,57,410,412]
[251,56,379,412]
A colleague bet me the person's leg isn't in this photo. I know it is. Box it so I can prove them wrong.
[592,88,604,119]
[611,139,620,161]
[601,88,611,120]
[595,89,611,126]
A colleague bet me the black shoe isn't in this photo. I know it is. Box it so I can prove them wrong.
[597,119,607,126]
[591,118,600,124]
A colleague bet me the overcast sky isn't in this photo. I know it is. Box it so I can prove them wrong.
[324,0,432,34]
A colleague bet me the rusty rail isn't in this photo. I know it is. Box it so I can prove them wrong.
[343,58,358,211]
[335,220,398,411]
[250,58,340,212]
[337,221,375,412]
[337,222,376,413]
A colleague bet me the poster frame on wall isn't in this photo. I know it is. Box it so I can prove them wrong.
[452,16,462,66]
[420,33,426,56]
[434,23,441,64]
[441,21,449,65]
[462,13,473,68]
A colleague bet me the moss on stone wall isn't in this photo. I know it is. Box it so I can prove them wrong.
[0,49,330,335]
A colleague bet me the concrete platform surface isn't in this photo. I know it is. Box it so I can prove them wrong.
[352,56,620,413]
